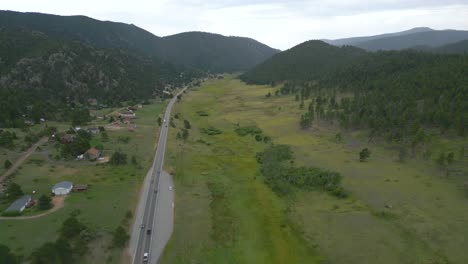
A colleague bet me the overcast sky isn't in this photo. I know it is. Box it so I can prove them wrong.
[3,0,468,49]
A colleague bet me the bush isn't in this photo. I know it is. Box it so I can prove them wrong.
[30,239,73,264]
[200,127,222,135]
[112,226,129,248]
[257,144,348,198]
[38,195,52,210]
[5,183,23,202]
[183,119,191,129]
[234,126,262,136]
[196,111,209,116]
[359,148,371,162]
[117,136,130,144]
[60,216,86,238]
[4,159,12,169]
[110,151,127,165]
[0,243,18,264]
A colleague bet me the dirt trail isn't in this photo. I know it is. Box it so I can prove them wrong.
[0,196,65,220]
[1,137,48,183]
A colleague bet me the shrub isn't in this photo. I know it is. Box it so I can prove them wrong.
[196,111,209,116]
[234,126,262,136]
[112,226,129,248]
[4,159,12,169]
[38,195,52,210]
[359,148,371,162]
[200,127,222,135]
[110,151,127,165]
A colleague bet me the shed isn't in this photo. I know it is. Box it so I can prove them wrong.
[87,127,100,135]
[52,181,73,195]
[6,195,32,213]
[73,184,88,192]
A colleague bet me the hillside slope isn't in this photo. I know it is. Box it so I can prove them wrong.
[324,27,433,46]
[353,30,468,51]
[159,32,279,72]
[241,40,468,136]
[240,40,365,84]
[0,28,196,127]
[0,10,279,72]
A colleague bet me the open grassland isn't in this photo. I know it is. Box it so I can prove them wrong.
[162,80,321,264]
[0,101,165,263]
[163,76,468,264]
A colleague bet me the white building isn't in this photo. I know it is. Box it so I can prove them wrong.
[52,181,74,195]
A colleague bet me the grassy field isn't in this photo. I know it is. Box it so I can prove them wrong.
[162,76,468,264]
[0,101,166,263]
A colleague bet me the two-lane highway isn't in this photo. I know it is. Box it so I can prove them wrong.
[131,89,184,264]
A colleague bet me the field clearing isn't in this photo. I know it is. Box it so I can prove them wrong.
[0,101,166,263]
[163,76,468,264]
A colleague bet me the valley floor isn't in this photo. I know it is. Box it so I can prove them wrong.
[162,76,468,264]
[0,101,165,263]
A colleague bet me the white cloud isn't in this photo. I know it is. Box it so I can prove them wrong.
[2,0,468,49]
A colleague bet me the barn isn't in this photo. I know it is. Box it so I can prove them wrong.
[52,181,74,195]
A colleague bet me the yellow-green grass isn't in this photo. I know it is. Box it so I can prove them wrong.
[163,76,468,264]
[0,101,166,263]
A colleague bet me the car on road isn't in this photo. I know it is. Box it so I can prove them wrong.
[143,252,148,262]
[147,229,152,235]
[169,186,173,191]
[140,224,145,229]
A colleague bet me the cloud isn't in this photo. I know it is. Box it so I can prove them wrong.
[2,0,468,49]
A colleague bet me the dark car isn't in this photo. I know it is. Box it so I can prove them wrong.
[147,229,152,235]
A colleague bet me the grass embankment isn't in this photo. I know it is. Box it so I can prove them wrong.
[163,76,468,264]
[0,101,165,263]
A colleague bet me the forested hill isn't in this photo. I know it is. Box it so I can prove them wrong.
[240,40,365,84]
[240,40,468,138]
[159,32,279,72]
[0,10,279,72]
[0,28,198,127]
[352,30,468,51]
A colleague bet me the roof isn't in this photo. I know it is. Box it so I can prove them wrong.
[6,195,31,212]
[86,147,101,156]
[52,181,73,190]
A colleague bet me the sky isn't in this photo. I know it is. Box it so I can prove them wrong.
[2,0,468,49]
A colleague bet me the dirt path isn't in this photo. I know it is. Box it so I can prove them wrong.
[0,196,65,220]
[0,137,48,183]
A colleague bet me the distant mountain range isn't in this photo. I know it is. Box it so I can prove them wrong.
[0,10,279,72]
[324,27,468,53]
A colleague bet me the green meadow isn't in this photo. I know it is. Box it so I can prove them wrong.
[163,76,468,264]
[0,101,165,263]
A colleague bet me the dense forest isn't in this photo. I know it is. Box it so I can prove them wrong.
[0,10,279,72]
[241,40,468,139]
[0,28,199,127]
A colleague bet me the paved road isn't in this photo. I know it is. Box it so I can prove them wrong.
[131,90,183,264]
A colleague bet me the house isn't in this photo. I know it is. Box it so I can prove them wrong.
[73,184,88,192]
[87,127,100,135]
[60,134,75,144]
[6,195,32,213]
[85,147,101,160]
[119,111,136,119]
[87,98,98,106]
[52,181,73,195]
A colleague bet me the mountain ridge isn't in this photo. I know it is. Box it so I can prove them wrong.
[0,10,279,72]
